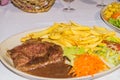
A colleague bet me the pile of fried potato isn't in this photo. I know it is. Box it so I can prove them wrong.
[21,21,115,49]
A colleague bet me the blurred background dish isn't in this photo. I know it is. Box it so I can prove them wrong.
[100,2,120,32]
[11,0,56,13]
[62,0,75,12]
[96,0,106,7]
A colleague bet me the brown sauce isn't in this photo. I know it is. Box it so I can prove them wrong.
[25,61,72,78]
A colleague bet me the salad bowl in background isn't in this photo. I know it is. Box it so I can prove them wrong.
[100,2,120,32]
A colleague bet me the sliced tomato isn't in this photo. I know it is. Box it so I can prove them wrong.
[103,40,120,51]
[111,12,120,19]
[115,44,120,50]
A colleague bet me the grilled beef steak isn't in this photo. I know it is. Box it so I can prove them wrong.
[8,39,64,71]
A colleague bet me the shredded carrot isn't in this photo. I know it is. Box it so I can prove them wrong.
[111,12,120,19]
[69,54,108,77]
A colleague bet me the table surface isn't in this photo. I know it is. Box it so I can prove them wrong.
[0,0,120,80]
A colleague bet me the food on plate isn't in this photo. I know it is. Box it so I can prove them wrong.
[69,54,108,77]
[8,39,72,78]
[102,2,120,27]
[21,21,115,48]
[11,0,55,13]
[8,21,120,78]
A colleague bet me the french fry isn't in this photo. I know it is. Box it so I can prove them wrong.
[21,36,31,42]
[90,30,100,36]
[49,32,61,39]
[71,26,90,31]
[59,38,73,47]
[86,39,103,48]
[21,23,60,41]
[72,30,90,37]
[70,21,91,30]
[21,21,116,49]
[79,36,100,44]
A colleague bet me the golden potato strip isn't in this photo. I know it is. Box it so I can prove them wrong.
[72,30,91,37]
[21,36,32,42]
[71,26,90,31]
[70,21,91,30]
[30,23,60,37]
[49,32,61,39]
[103,31,115,37]
[78,36,100,44]
[86,39,103,48]
[62,30,73,35]
[90,30,100,36]
[58,38,73,47]
[21,21,116,49]
[93,26,107,31]
[93,26,115,35]
[42,38,65,47]
[21,23,60,42]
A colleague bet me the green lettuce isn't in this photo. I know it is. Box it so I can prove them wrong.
[108,18,120,28]
[105,36,120,43]
[93,45,120,68]
[63,46,85,65]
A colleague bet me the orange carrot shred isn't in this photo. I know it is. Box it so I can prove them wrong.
[111,12,120,19]
[69,54,108,77]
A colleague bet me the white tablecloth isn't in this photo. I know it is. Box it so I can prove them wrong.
[0,0,120,80]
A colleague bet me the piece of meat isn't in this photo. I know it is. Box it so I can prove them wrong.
[8,40,50,67]
[8,39,64,71]
[13,54,30,67]
[17,43,64,71]
[48,45,63,62]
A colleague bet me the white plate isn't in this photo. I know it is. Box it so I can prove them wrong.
[0,27,120,80]
[100,2,120,33]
